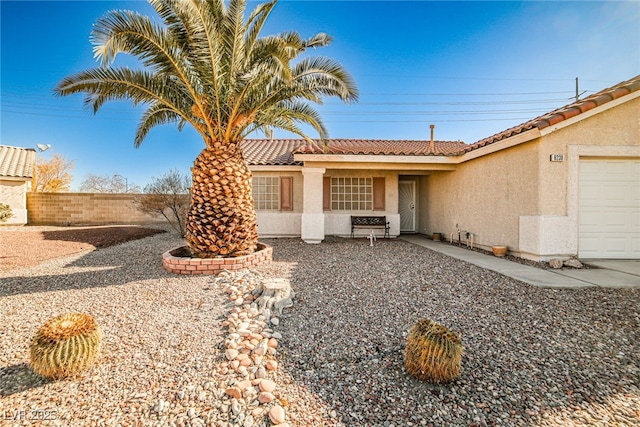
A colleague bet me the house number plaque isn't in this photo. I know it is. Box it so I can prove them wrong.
[550,154,564,162]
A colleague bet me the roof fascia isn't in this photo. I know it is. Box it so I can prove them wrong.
[249,165,303,172]
[301,161,456,171]
[0,176,32,182]
[458,128,542,163]
[293,154,458,165]
[539,90,640,137]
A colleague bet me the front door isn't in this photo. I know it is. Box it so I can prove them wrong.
[399,181,416,233]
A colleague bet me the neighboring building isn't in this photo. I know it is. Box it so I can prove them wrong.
[244,75,640,260]
[0,145,36,225]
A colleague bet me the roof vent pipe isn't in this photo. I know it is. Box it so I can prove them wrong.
[429,124,435,153]
[269,129,274,142]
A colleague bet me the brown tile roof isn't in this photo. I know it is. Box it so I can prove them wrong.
[241,138,466,165]
[242,76,640,164]
[0,145,36,179]
[241,139,306,165]
[462,75,640,153]
[292,139,467,156]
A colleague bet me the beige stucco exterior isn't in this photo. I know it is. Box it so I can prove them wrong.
[323,169,402,238]
[0,178,30,225]
[251,168,304,237]
[423,141,540,253]
[249,91,638,260]
[422,94,640,260]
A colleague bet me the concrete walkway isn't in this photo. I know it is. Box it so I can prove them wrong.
[400,235,640,289]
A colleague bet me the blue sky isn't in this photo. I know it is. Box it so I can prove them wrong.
[1,0,639,190]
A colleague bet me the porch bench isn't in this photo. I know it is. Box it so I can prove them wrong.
[351,215,390,239]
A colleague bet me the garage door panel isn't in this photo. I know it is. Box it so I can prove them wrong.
[579,184,602,204]
[578,208,601,228]
[578,237,600,256]
[604,184,629,204]
[580,162,601,178]
[579,159,640,259]
[604,161,627,175]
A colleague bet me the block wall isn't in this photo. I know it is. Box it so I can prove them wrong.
[26,192,167,225]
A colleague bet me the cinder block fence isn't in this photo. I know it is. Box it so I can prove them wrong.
[26,192,166,225]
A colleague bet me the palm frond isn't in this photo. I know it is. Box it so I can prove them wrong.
[56,0,358,147]
[135,102,184,147]
[292,57,359,102]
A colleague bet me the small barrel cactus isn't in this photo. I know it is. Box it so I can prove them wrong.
[405,318,463,383]
[30,312,102,379]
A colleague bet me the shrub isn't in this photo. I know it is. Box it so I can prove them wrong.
[30,312,102,379]
[135,169,190,236]
[404,318,463,383]
[0,203,12,222]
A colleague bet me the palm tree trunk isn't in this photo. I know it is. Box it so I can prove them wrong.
[186,145,258,257]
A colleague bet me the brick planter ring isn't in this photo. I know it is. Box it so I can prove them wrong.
[162,243,272,275]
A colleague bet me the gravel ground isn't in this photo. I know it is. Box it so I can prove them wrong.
[0,225,164,273]
[1,231,638,426]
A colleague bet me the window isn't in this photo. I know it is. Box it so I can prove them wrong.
[252,176,280,210]
[252,176,293,211]
[330,177,372,211]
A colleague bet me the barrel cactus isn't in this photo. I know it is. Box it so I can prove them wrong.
[30,312,102,379]
[405,318,463,383]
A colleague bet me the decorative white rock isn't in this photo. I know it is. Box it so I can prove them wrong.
[258,391,275,403]
[259,379,276,392]
[269,405,286,424]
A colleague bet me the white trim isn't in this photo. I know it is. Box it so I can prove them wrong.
[300,167,326,243]
[249,165,303,172]
[299,161,456,171]
[568,145,640,258]
[0,176,32,182]
[294,153,458,164]
[540,91,640,137]
[458,128,542,163]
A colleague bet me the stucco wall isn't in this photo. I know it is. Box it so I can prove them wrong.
[538,96,640,215]
[251,171,303,238]
[251,171,303,213]
[416,175,429,234]
[424,143,540,250]
[0,179,29,225]
[26,192,166,225]
[323,169,401,237]
[424,96,640,259]
[518,97,640,259]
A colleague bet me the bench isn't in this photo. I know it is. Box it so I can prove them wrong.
[351,216,390,239]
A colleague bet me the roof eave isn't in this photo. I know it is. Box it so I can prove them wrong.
[0,175,33,182]
[459,89,640,162]
[539,89,640,137]
[458,128,542,163]
[293,153,459,164]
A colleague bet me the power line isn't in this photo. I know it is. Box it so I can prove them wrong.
[0,109,536,124]
[325,98,570,106]
[323,118,533,123]
[360,90,579,96]
[0,109,138,121]
[318,109,551,115]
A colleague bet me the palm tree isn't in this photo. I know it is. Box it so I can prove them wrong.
[55,0,358,257]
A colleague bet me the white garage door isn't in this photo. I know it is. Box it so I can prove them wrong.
[579,159,640,259]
